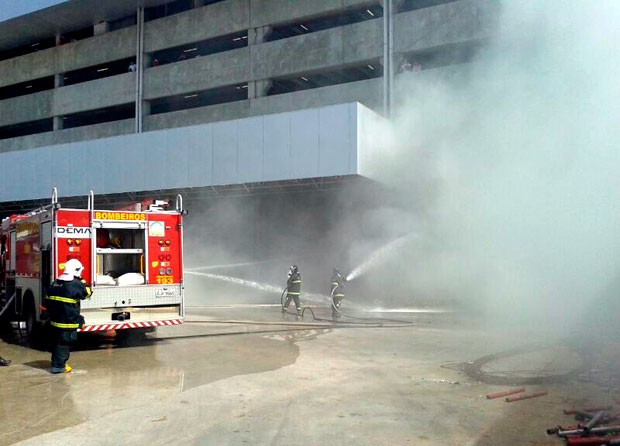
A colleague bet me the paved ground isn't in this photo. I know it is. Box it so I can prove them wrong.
[0,305,617,446]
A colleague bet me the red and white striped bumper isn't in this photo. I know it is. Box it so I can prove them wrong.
[78,319,183,332]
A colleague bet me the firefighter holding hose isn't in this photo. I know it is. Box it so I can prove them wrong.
[282,265,302,315]
[45,259,92,374]
[330,268,346,318]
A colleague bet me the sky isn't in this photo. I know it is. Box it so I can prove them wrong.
[0,0,67,22]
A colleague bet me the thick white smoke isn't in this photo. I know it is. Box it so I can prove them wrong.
[362,0,620,332]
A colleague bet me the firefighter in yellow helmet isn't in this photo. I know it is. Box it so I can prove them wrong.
[282,265,302,315]
[330,268,346,319]
[45,259,92,374]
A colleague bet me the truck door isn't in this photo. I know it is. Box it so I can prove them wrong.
[94,222,147,286]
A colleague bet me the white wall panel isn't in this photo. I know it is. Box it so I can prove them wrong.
[290,109,319,179]
[262,113,290,182]
[212,120,239,185]
[237,116,264,184]
[164,129,189,189]
[187,124,213,186]
[0,103,383,204]
[117,134,147,193]
[86,138,109,196]
[51,144,74,197]
[142,132,168,192]
[1,151,19,200]
[318,103,353,176]
[32,148,54,198]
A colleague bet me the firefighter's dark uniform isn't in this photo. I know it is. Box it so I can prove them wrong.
[330,272,345,318]
[46,278,91,373]
[283,271,302,313]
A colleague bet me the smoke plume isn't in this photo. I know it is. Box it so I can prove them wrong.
[360,0,620,333]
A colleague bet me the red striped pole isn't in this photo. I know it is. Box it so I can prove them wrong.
[505,391,547,402]
[486,387,525,400]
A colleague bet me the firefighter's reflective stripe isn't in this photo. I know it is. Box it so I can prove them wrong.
[291,280,301,284]
[287,292,301,295]
[81,280,92,298]
[50,321,80,329]
[333,293,345,297]
[331,282,339,286]
[47,295,79,304]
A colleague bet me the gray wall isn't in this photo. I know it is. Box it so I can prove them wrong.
[249,0,376,28]
[144,48,249,100]
[0,0,497,147]
[145,77,382,130]
[394,0,498,53]
[144,0,249,53]
[251,19,382,80]
[0,102,376,203]
[0,26,136,89]
[53,73,136,116]
[0,91,52,126]
[0,120,135,153]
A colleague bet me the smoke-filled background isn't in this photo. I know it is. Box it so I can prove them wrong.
[185,1,620,337]
[361,0,620,334]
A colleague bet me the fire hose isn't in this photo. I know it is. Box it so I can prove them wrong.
[279,287,413,327]
[558,425,620,437]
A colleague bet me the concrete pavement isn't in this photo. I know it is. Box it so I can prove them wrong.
[0,306,614,445]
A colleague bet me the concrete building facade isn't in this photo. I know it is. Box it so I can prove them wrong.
[0,0,498,212]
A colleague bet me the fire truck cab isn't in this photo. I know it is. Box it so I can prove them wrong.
[0,188,185,341]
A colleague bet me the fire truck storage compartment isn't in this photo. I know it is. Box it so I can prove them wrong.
[95,227,145,286]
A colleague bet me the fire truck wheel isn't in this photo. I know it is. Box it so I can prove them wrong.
[115,328,152,346]
[23,296,45,347]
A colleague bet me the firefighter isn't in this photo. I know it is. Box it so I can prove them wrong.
[330,268,346,318]
[46,259,92,374]
[282,265,302,315]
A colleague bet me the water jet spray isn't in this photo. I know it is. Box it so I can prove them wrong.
[185,271,283,293]
[346,233,416,282]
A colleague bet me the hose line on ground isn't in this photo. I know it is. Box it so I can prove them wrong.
[279,288,413,327]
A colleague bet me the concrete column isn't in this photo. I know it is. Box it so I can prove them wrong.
[394,0,407,12]
[135,7,145,133]
[54,73,64,88]
[94,21,110,36]
[248,80,272,99]
[53,116,64,131]
[382,0,394,118]
[143,53,152,70]
[53,51,65,130]
[142,100,151,117]
[249,25,269,45]
[248,25,271,99]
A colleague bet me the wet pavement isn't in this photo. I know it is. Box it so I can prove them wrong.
[0,305,616,445]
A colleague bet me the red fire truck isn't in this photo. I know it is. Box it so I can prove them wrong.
[0,188,185,341]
